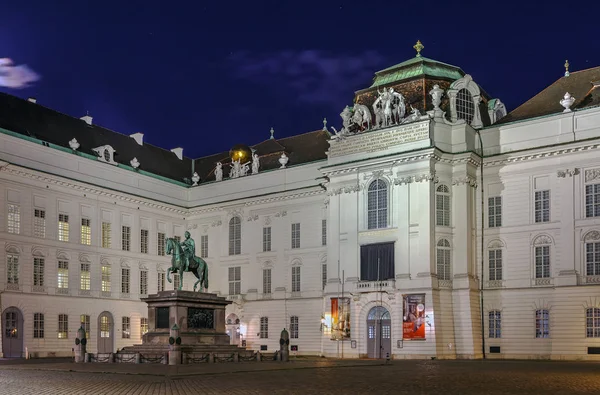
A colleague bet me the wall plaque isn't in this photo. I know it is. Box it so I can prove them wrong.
[188,308,215,329]
[156,307,170,329]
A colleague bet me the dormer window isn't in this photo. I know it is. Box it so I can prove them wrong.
[456,89,475,124]
[447,74,484,128]
[93,145,117,165]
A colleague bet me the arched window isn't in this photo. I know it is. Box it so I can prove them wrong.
[586,308,600,338]
[436,239,451,281]
[367,179,388,229]
[228,217,241,255]
[488,248,502,281]
[367,306,391,320]
[534,238,551,279]
[456,88,475,124]
[436,185,451,227]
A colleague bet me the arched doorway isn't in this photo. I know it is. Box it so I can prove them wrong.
[2,307,24,358]
[366,306,391,359]
[225,313,240,346]
[97,312,114,353]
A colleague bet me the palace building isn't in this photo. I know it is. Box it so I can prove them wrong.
[1,44,600,360]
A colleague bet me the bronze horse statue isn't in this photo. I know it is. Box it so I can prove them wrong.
[165,237,209,291]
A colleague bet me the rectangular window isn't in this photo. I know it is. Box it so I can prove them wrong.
[157,232,166,256]
[535,309,550,338]
[80,263,90,291]
[435,190,450,227]
[535,246,550,278]
[228,266,241,295]
[80,314,90,339]
[488,196,502,228]
[291,223,301,249]
[290,316,299,339]
[488,311,501,338]
[140,270,148,295]
[586,184,600,218]
[263,227,272,252]
[587,308,600,338]
[101,222,111,248]
[101,265,111,293]
[292,266,301,292]
[33,257,45,286]
[200,235,208,258]
[121,268,130,294]
[322,219,327,246]
[57,260,69,289]
[140,229,149,254]
[585,242,600,276]
[173,273,180,290]
[7,254,19,284]
[157,271,165,292]
[359,242,395,281]
[322,264,327,291]
[58,314,68,339]
[33,209,45,238]
[58,214,69,242]
[262,268,271,294]
[534,190,550,223]
[7,204,20,234]
[34,313,44,339]
[260,317,268,339]
[121,226,131,251]
[122,317,130,339]
[488,249,502,281]
[140,317,148,338]
[81,218,91,245]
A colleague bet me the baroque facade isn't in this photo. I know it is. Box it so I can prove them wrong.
[1,46,600,360]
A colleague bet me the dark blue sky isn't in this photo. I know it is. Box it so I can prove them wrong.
[2,1,599,158]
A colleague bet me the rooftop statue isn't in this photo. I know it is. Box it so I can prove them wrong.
[215,162,223,181]
[166,231,209,292]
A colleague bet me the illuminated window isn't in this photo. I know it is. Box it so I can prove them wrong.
[488,310,501,338]
[140,270,148,295]
[367,179,387,229]
[101,265,111,293]
[58,314,68,339]
[101,222,111,248]
[535,309,549,338]
[34,209,45,238]
[121,226,131,251]
[488,249,502,281]
[586,308,600,338]
[157,271,165,292]
[228,266,241,295]
[122,317,130,339]
[456,88,474,124]
[534,190,550,223]
[290,316,299,339]
[57,260,68,289]
[33,257,45,286]
[7,254,19,284]
[291,223,301,249]
[121,268,130,294]
[80,314,90,339]
[81,218,91,245]
[436,239,451,281]
[58,214,69,242]
[34,313,44,339]
[80,263,90,291]
[229,217,241,255]
[140,229,148,254]
[140,317,148,338]
[488,196,502,227]
[157,232,166,256]
[436,185,451,227]
[100,316,110,338]
[7,204,20,234]
[260,317,268,339]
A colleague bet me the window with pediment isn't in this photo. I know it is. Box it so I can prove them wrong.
[436,185,451,227]
[436,239,451,280]
[229,217,241,255]
[367,179,388,230]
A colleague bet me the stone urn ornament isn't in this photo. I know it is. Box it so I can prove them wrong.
[279,153,289,169]
[560,92,575,112]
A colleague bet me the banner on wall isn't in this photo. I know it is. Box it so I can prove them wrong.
[403,294,426,340]
[331,297,351,340]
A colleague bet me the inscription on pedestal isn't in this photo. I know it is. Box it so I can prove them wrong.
[188,308,215,329]
[156,307,170,329]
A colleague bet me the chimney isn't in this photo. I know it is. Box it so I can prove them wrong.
[27,97,37,104]
[170,147,183,160]
[81,114,93,125]
[130,133,144,146]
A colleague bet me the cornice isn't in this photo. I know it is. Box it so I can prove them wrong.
[484,143,600,167]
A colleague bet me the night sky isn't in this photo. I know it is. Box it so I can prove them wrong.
[2,1,600,159]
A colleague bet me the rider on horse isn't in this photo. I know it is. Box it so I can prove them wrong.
[180,231,195,272]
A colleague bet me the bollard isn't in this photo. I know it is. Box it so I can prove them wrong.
[386,352,390,364]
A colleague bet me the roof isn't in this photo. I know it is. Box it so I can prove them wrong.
[368,56,465,89]
[498,66,600,124]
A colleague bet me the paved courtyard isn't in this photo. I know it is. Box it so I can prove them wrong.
[0,358,599,394]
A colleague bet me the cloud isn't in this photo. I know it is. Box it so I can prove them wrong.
[229,50,386,107]
[0,58,40,89]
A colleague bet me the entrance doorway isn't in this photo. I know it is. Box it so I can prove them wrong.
[366,306,391,359]
[225,313,240,345]
[2,307,23,358]
[97,312,114,353]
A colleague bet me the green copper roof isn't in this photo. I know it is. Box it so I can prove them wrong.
[369,56,465,88]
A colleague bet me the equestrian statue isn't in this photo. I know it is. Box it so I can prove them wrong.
[165,231,209,292]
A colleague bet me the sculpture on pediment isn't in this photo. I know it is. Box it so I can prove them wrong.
[352,103,372,131]
[373,88,406,128]
[401,106,422,124]
[230,159,241,179]
[330,106,354,137]
[251,152,260,174]
[241,162,250,177]
[215,162,223,181]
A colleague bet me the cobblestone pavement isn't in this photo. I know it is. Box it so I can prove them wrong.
[1,359,599,394]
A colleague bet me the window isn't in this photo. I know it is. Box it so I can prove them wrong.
[57,260,68,289]
[488,249,502,281]
[121,268,130,294]
[5,311,17,338]
[263,227,271,252]
[100,316,110,338]
[200,235,208,258]
[456,88,475,124]
[33,209,45,238]
[262,268,271,294]
[488,196,502,228]
[140,229,148,253]
[157,271,165,292]
[7,204,20,234]
[535,309,549,338]
[291,223,301,249]
[140,317,148,338]
[292,266,301,292]
[7,254,18,284]
[58,214,69,242]
[360,243,395,281]
[122,226,131,251]
[534,190,550,223]
[228,266,241,295]
[322,219,327,246]
[228,217,241,255]
[260,317,268,339]
[436,239,451,281]
[488,310,501,338]
[535,245,550,278]
[34,313,44,339]
[122,317,130,339]
[586,307,600,338]
[322,264,327,290]
[140,270,148,295]
[585,242,600,276]
[58,314,68,338]
[436,185,451,227]
[81,218,91,245]
[101,265,111,292]
[157,232,165,256]
[173,273,180,290]
[101,222,111,248]
[586,184,600,218]
[290,316,299,339]
[33,257,45,286]
[367,179,388,229]
[80,314,90,339]
[80,263,90,291]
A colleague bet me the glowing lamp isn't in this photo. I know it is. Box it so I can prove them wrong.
[229,144,252,164]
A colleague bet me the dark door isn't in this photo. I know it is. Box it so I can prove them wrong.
[2,307,23,358]
[97,312,114,353]
[366,306,391,359]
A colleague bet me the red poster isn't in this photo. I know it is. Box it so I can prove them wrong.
[403,294,426,340]
[330,297,350,340]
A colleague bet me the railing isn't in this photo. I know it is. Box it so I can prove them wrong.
[580,275,600,285]
[486,280,504,288]
[353,280,396,293]
[438,279,453,288]
[532,277,553,286]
